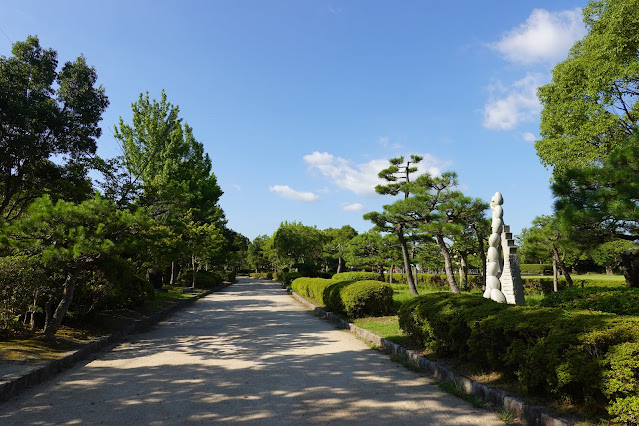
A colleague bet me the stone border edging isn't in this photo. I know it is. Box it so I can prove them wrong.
[289,290,570,426]
[0,283,232,403]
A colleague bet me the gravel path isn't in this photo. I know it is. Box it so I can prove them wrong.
[0,278,503,425]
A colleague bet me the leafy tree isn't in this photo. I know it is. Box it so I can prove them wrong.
[592,240,637,275]
[322,225,358,273]
[342,231,388,280]
[0,36,109,220]
[517,227,553,264]
[536,0,639,175]
[272,221,325,266]
[0,195,146,339]
[247,235,272,272]
[113,91,225,283]
[553,130,639,286]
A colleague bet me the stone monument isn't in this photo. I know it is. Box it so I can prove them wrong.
[483,192,526,305]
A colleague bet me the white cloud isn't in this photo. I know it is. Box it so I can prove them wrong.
[303,152,449,196]
[269,185,319,202]
[522,132,536,143]
[343,202,365,212]
[492,8,586,64]
[483,73,543,130]
[232,184,242,191]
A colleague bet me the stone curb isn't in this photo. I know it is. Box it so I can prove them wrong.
[289,290,570,426]
[0,283,232,403]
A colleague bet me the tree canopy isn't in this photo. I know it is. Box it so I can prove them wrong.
[536,0,639,175]
[0,36,109,220]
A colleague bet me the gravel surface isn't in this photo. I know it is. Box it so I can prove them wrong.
[0,278,503,425]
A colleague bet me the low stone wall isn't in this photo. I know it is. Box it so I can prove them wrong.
[0,284,231,403]
[290,290,569,426]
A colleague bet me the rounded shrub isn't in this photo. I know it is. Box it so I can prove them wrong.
[291,277,335,306]
[338,280,394,318]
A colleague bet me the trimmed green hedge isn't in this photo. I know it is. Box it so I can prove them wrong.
[292,277,393,318]
[386,273,482,289]
[520,264,552,275]
[332,271,383,282]
[250,272,273,279]
[398,293,639,422]
[540,286,639,316]
[282,272,302,286]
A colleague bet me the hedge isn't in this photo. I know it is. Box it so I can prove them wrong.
[291,277,393,318]
[250,272,273,279]
[520,264,552,275]
[540,286,639,316]
[386,273,482,289]
[398,293,639,423]
[332,271,383,282]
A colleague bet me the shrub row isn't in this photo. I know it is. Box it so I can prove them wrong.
[520,263,552,275]
[332,271,383,282]
[397,293,639,422]
[250,272,273,279]
[291,277,393,318]
[385,273,483,289]
[541,286,639,316]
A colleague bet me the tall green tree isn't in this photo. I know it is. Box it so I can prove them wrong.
[0,36,109,220]
[247,235,272,272]
[536,0,639,175]
[272,221,325,266]
[322,225,358,273]
[553,130,639,286]
[364,155,423,294]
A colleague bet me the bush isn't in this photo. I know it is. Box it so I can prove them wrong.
[218,270,236,283]
[386,273,483,289]
[282,272,302,286]
[338,280,394,318]
[292,277,394,318]
[249,272,273,280]
[291,277,335,306]
[540,286,639,316]
[520,264,552,275]
[181,270,223,289]
[397,292,639,421]
[332,271,383,282]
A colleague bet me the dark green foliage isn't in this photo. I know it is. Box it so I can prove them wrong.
[541,286,639,316]
[332,271,383,282]
[220,270,236,283]
[398,292,639,420]
[387,273,483,289]
[67,256,153,322]
[282,272,302,286]
[250,272,273,279]
[520,264,553,275]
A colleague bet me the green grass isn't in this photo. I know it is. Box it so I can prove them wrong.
[353,316,407,344]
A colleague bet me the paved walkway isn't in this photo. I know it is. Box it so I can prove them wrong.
[0,278,503,425]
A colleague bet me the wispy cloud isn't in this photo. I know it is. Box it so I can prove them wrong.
[303,152,450,196]
[482,73,543,130]
[491,8,585,64]
[232,184,242,191]
[269,185,319,202]
[522,132,536,143]
[342,202,365,212]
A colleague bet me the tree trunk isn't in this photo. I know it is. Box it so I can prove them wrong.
[170,261,178,286]
[436,234,460,293]
[378,264,385,282]
[44,271,79,340]
[397,227,418,295]
[606,266,613,275]
[191,256,197,288]
[477,231,487,290]
[29,291,38,331]
[551,243,573,287]
[389,265,394,285]
[337,256,344,274]
[458,256,468,291]
[620,251,639,288]
[552,256,559,293]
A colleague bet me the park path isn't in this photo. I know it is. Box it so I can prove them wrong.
[0,278,503,425]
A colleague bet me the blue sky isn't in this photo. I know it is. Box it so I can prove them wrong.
[0,1,588,240]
